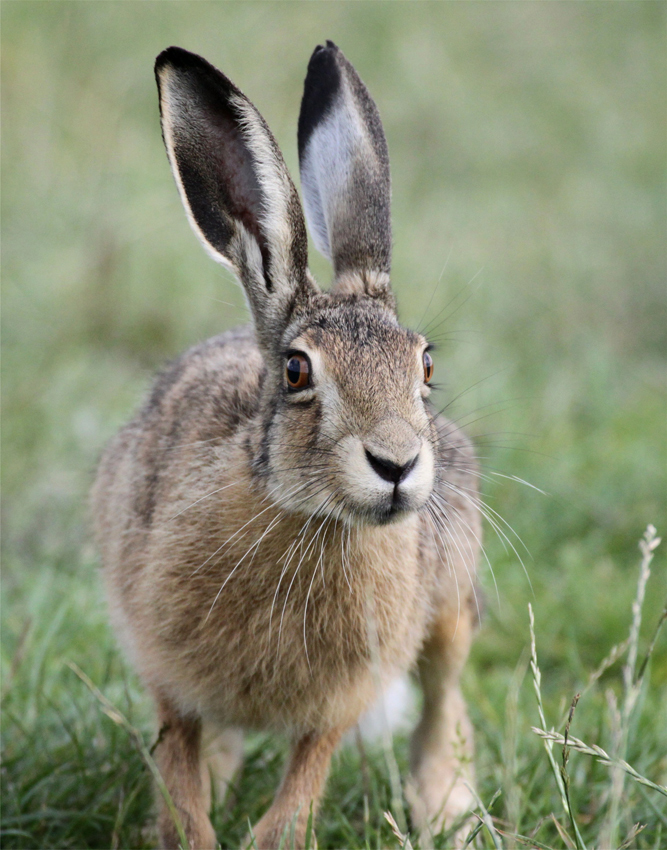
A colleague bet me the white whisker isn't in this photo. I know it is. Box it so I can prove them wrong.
[205,511,284,622]
[441,480,533,596]
[168,480,241,522]
[278,498,335,649]
[302,511,338,671]
[190,480,307,577]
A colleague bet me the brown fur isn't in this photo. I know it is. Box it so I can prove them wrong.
[92,45,482,849]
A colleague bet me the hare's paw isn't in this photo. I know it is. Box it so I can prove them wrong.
[158,808,218,850]
[406,762,475,848]
[248,816,315,850]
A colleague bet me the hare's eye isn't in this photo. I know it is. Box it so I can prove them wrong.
[286,353,311,390]
[423,351,434,384]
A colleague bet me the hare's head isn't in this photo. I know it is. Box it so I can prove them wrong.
[156,43,439,525]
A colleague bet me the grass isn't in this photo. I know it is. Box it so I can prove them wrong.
[2,3,666,848]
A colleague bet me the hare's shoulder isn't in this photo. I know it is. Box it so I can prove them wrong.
[417,411,481,605]
[140,324,263,439]
[95,325,263,530]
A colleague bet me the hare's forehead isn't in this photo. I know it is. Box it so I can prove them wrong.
[290,309,423,374]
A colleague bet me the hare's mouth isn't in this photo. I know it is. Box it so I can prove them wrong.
[376,488,423,524]
[374,503,411,526]
[340,486,427,527]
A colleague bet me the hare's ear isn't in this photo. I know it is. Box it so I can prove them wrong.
[155,47,316,350]
[298,42,393,305]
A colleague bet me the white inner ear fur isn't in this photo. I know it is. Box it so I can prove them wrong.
[159,66,238,272]
[333,269,391,298]
[300,79,377,262]
[231,94,296,287]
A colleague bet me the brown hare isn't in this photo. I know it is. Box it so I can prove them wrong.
[92,42,481,849]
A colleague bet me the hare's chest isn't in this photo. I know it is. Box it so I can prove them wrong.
[246,522,429,726]
[147,513,430,729]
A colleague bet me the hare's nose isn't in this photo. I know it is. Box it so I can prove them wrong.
[365,449,418,484]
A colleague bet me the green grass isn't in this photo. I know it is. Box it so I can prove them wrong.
[2,3,665,848]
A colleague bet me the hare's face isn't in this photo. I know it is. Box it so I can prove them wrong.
[266,299,436,525]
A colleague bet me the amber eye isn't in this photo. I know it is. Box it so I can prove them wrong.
[286,353,311,390]
[423,350,434,384]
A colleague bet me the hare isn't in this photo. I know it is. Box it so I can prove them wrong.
[92,42,481,850]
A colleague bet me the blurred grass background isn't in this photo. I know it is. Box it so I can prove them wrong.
[2,3,665,848]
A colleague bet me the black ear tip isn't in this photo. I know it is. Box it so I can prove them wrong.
[299,43,343,159]
[156,46,184,69]
[311,40,339,60]
[155,47,172,74]
[155,46,206,75]
[306,42,340,79]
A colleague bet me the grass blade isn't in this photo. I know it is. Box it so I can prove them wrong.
[528,605,587,850]
[531,728,667,798]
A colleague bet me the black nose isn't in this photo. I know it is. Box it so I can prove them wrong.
[365,449,418,484]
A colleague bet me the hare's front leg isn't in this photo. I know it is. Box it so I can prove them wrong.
[251,728,343,849]
[153,697,217,850]
[407,602,476,843]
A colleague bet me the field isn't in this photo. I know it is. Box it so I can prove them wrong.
[2,3,665,848]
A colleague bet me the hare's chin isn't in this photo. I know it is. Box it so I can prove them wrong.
[340,489,432,527]
[367,503,419,527]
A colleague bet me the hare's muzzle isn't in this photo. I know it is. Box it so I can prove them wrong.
[335,432,435,525]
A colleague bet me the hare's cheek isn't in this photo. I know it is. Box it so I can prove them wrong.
[336,436,385,501]
[401,440,436,507]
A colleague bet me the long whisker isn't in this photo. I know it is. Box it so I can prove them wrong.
[429,369,511,420]
[425,503,462,629]
[429,492,488,618]
[441,480,534,596]
[338,505,353,593]
[420,265,485,338]
[269,510,321,640]
[482,471,548,495]
[190,480,307,577]
[302,511,338,671]
[278,497,335,649]
[204,511,284,622]
[415,246,453,333]
[441,479,532,562]
[167,480,241,522]
[428,500,476,629]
